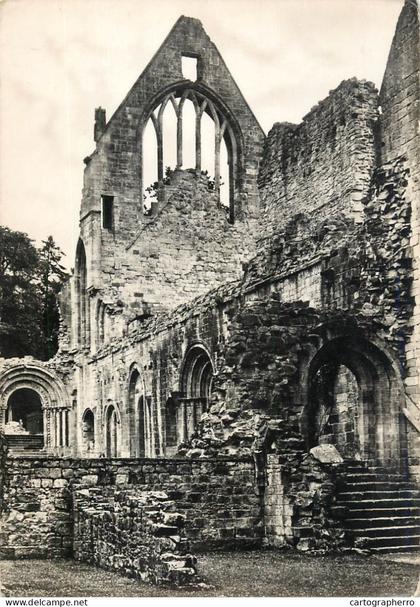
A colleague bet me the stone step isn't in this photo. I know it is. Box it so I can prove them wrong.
[6,434,43,443]
[347,515,420,529]
[369,544,420,553]
[343,480,418,490]
[338,487,420,502]
[347,506,420,519]
[338,461,420,553]
[337,497,420,509]
[8,451,45,457]
[5,434,44,452]
[360,534,420,549]
[349,525,420,538]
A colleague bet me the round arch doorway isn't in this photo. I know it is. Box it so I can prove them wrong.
[7,388,44,434]
[304,336,406,470]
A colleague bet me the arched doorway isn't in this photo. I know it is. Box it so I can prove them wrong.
[105,405,120,458]
[7,388,43,434]
[305,336,406,469]
[309,363,360,460]
[82,409,95,455]
[172,345,214,446]
[127,368,153,457]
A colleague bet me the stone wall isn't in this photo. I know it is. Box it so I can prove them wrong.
[379,0,420,471]
[71,15,265,347]
[264,452,345,553]
[0,456,261,559]
[258,79,378,236]
[73,488,197,586]
[0,433,7,514]
[119,170,259,312]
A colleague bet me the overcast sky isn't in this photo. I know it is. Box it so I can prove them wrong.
[0,0,403,269]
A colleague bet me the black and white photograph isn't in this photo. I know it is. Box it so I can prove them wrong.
[0,0,419,599]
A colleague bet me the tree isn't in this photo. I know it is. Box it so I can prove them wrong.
[0,227,69,360]
[38,236,69,359]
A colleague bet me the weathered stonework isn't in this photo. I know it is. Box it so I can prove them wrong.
[0,456,261,564]
[73,488,198,585]
[1,0,420,579]
[258,79,379,233]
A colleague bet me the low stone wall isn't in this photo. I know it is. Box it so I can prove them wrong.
[0,456,262,559]
[73,487,197,586]
[264,453,346,552]
[0,433,7,514]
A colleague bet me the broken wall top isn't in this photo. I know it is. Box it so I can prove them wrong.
[379,0,420,165]
[81,15,265,225]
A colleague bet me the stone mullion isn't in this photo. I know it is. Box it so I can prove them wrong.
[45,409,51,449]
[59,410,63,448]
[150,113,163,185]
[52,409,57,448]
[214,129,221,195]
[183,401,188,442]
[195,110,201,171]
[177,101,184,168]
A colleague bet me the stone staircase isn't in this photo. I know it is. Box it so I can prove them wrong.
[336,461,420,553]
[5,434,44,456]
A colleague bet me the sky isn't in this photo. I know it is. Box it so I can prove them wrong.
[0,0,404,269]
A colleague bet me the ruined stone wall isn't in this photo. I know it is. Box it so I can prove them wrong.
[258,79,378,236]
[379,0,420,472]
[73,15,265,346]
[110,171,258,314]
[264,453,345,552]
[0,456,261,559]
[0,433,7,513]
[58,154,414,470]
[73,488,197,586]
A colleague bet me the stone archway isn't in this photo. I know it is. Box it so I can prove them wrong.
[127,366,154,458]
[173,344,214,446]
[6,388,43,434]
[105,404,120,458]
[82,408,95,455]
[0,363,71,453]
[304,336,406,470]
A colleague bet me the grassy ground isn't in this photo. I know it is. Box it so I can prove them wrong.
[0,550,418,597]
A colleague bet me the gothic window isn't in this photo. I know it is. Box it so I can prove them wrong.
[168,345,214,448]
[82,408,95,455]
[106,404,120,458]
[127,368,153,457]
[75,239,89,347]
[142,88,236,221]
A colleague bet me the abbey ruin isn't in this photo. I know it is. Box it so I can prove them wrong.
[0,0,419,585]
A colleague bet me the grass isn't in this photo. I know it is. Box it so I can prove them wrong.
[0,549,418,597]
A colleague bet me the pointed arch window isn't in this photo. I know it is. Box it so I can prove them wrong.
[127,367,154,457]
[142,88,238,222]
[165,345,214,449]
[75,239,90,348]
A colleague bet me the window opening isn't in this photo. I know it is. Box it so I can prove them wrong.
[142,117,159,214]
[181,97,196,169]
[75,239,89,347]
[142,88,238,222]
[101,195,114,229]
[181,55,197,81]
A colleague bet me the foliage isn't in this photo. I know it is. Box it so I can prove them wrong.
[143,167,224,214]
[0,227,69,360]
[38,236,69,359]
